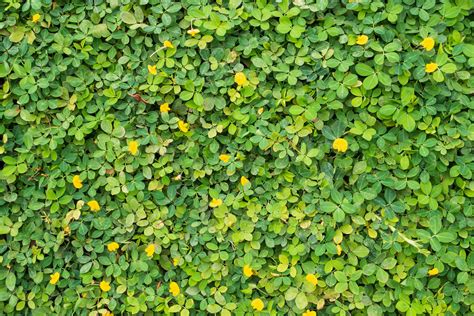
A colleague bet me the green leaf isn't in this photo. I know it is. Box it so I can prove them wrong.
[295,292,308,309]
[363,74,378,90]
[276,17,292,34]
[355,63,374,76]
[6,272,16,291]
[352,245,370,258]
[121,11,137,24]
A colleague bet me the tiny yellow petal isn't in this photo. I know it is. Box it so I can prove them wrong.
[251,298,264,311]
[87,200,100,212]
[240,176,250,186]
[163,40,174,48]
[425,63,438,73]
[187,28,200,36]
[332,138,348,153]
[128,140,139,155]
[428,268,439,276]
[32,14,41,23]
[178,120,189,133]
[173,257,179,266]
[100,281,111,292]
[257,108,264,115]
[234,72,248,86]
[209,198,222,208]
[303,310,317,316]
[356,35,368,45]
[420,37,435,51]
[107,242,119,252]
[72,175,83,189]
[50,272,60,285]
[160,103,170,113]
[145,244,155,257]
[219,154,231,163]
[305,274,318,286]
[243,264,254,277]
[336,244,343,255]
[148,65,157,75]
[170,281,180,296]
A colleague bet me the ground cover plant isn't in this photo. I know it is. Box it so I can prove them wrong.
[0,0,473,315]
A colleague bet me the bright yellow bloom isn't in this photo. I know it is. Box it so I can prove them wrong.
[420,37,435,51]
[173,257,179,266]
[170,281,180,296]
[240,176,250,186]
[50,272,60,285]
[209,198,222,208]
[160,103,170,113]
[243,264,254,277]
[187,28,200,36]
[107,242,119,252]
[333,138,348,153]
[148,65,157,75]
[428,268,439,276]
[258,108,264,115]
[163,40,174,48]
[128,140,139,155]
[356,35,368,45]
[102,310,113,316]
[87,200,100,211]
[145,244,155,257]
[303,310,317,316]
[336,244,342,255]
[72,175,83,189]
[425,63,438,73]
[305,274,318,286]
[219,154,231,163]
[100,280,111,292]
[234,72,248,86]
[178,120,189,133]
[251,298,264,311]
[32,14,41,23]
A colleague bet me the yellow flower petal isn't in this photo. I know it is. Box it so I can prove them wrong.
[243,264,254,277]
[148,65,157,75]
[356,35,368,45]
[425,62,438,73]
[163,40,174,48]
[107,242,119,252]
[187,28,200,36]
[209,198,222,208]
[128,140,139,155]
[336,244,343,255]
[145,244,155,257]
[305,274,318,286]
[178,120,189,133]
[32,14,41,23]
[50,272,60,285]
[251,298,264,311]
[173,257,180,266]
[100,280,111,292]
[240,176,250,186]
[303,310,317,316]
[234,72,248,86]
[87,200,100,212]
[72,175,83,189]
[428,268,439,276]
[332,138,348,153]
[219,154,231,163]
[160,103,170,113]
[420,37,435,51]
[170,281,180,296]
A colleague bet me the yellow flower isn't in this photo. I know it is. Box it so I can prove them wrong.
[332,138,348,153]
[50,272,60,285]
[240,176,250,186]
[145,244,155,257]
[336,244,343,255]
[305,274,318,286]
[163,40,174,48]
[160,103,170,113]
[148,65,157,75]
[170,281,180,296]
[258,108,264,115]
[251,298,264,311]
[243,264,254,277]
[425,63,438,73]
[87,200,100,212]
[356,35,368,45]
[234,72,248,86]
[173,257,179,266]
[428,268,439,276]
[102,310,113,316]
[107,242,119,252]
[178,120,189,133]
[303,310,317,316]
[420,37,435,51]
[72,175,83,189]
[128,140,139,155]
[219,154,231,163]
[187,28,200,36]
[209,198,222,208]
[100,280,111,292]
[32,14,41,23]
